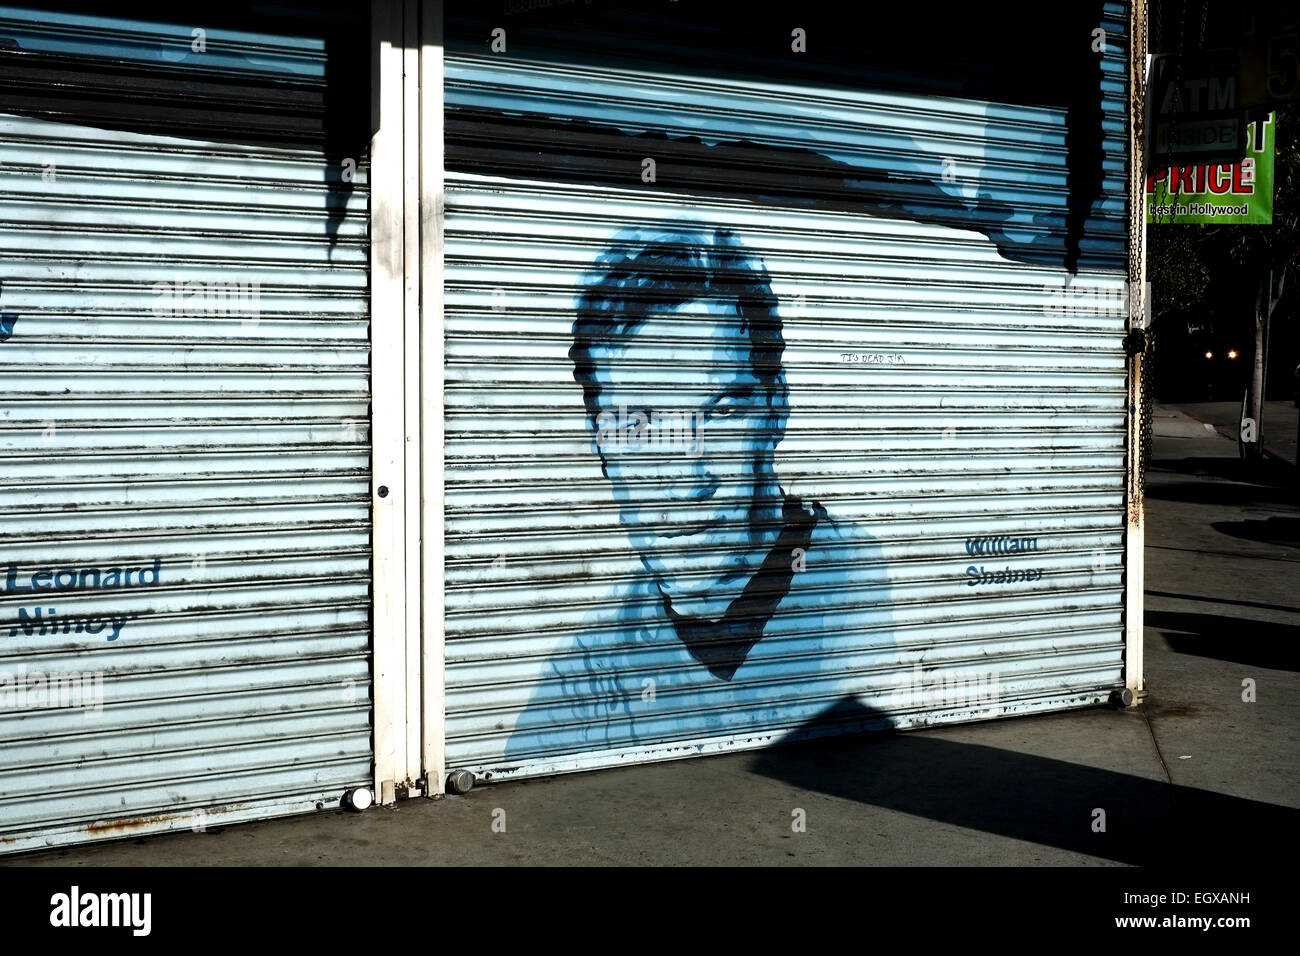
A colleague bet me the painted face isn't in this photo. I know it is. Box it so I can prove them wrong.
[588,299,786,621]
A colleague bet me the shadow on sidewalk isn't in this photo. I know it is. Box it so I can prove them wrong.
[1145,479,1297,507]
[1147,610,1300,671]
[1148,456,1298,499]
[1210,516,1300,550]
[751,699,1299,865]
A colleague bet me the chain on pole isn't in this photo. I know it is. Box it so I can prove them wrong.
[1133,0,1154,495]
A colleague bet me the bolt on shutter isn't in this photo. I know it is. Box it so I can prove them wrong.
[441,4,1133,779]
[0,4,373,852]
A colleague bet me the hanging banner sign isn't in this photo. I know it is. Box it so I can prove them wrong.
[1146,112,1275,224]
[1147,51,1245,167]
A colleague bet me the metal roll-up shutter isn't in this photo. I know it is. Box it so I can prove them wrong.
[443,3,1131,778]
[0,4,373,852]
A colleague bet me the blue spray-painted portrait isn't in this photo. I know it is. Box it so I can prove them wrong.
[506,224,896,759]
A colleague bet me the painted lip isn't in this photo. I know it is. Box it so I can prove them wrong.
[639,534,755,597]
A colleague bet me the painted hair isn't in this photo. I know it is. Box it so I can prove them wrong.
[569,224,787,414]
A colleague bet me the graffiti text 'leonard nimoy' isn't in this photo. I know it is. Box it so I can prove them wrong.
[4,559,162,642]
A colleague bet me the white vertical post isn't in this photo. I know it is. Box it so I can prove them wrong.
[371,0,410,801]
[1124,0,1147,700]
[402,0,424,791]
[419,0,448,796]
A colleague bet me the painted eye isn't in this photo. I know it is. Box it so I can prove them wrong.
[711,398,755,421]
[707,391,758,421]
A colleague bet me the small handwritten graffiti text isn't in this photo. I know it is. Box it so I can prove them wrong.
[840,352,905,364]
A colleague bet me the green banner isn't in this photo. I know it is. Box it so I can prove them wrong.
[1146,112,1275,225]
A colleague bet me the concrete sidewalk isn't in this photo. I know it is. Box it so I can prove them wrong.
[1175,400,1299,470]
[7,404,1298,867]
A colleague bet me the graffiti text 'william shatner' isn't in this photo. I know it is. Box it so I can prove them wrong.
[5,559,162,641]
[964,535,1043,587]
